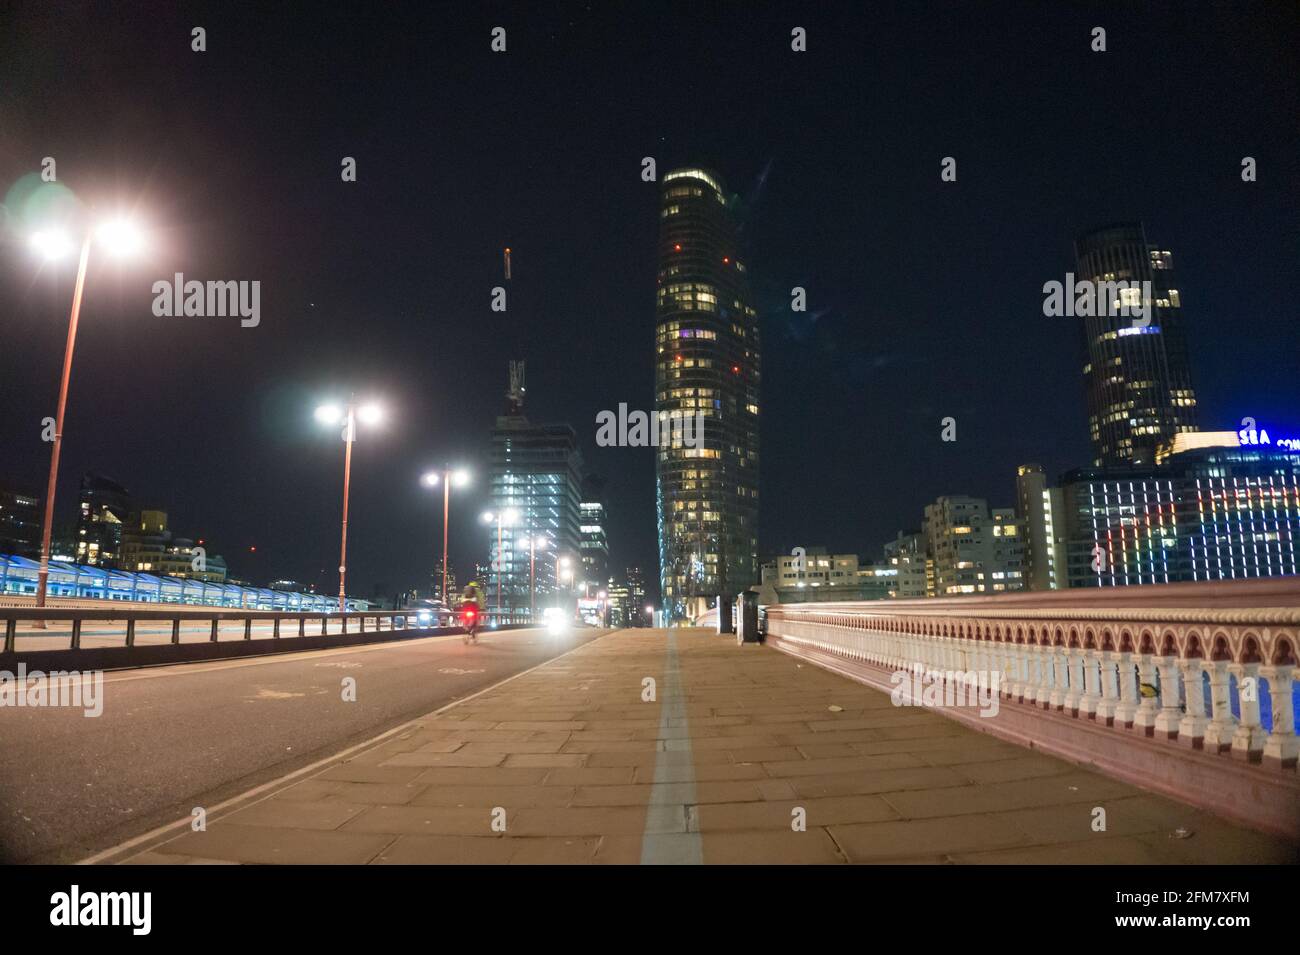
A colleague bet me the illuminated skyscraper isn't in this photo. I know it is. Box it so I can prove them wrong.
[1074,223,1199,465]
[488,367,583,618]
[654,167,760,620]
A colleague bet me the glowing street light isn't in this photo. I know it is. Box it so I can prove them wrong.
[96,218,147,257]
[316,396,384,612]
[29,214,148,621]
[29,229,73,261]
[422,467,470,606]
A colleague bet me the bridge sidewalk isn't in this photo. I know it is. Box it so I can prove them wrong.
[118,628,1297,864]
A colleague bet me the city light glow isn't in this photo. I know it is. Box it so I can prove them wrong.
[96,217,146,257]
[29,229,73,261]
[314,404,343,425]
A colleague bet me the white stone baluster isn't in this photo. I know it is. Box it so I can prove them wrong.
[1009,644,1027,702]
[1153,656,1183,740]
[1132,653,1160,735]
[1033,644,1053,707]
[1096,650,1121,725]
[1260,664,1297,769]
[1049,645,1069,710]
[1080,649,1104,719]
[1202,660,1237,753]
[1064,648,1086,715]
[1113,651,1138,728]
[1229,662,1266,762]
[1176,658,1209,748]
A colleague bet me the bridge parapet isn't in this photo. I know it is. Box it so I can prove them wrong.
[763,579,1300,837]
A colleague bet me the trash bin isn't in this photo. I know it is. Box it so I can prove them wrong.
[716,595,735,635]
[736,591,760,644]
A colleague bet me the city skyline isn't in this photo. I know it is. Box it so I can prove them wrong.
[2,3,1297,604]
[2,0,1299,891]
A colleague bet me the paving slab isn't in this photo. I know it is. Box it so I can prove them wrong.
[114,628,1298,865]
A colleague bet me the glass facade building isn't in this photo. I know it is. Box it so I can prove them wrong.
[488,414,584,617]
[654,167,760,619]
[1061,446,1300,587]
[1074,223,1199,466]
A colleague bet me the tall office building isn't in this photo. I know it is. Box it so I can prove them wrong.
[487,365,584,617]
[75,473,133,566]
[118,509,228,582]
[626,566,647,625]
[1074,223,1199,465]
[0,484,41,558]
[882,531,931,597]
[922,496,1025,595]
[654,166,761,619]
[579,501,609,594]
[1016,464,1067,591]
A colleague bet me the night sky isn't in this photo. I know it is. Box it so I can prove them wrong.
[1,1,1296,602]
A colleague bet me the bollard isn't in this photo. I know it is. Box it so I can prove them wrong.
[716,595,735,635]
[736,591,760,644]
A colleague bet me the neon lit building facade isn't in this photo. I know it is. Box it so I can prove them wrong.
[654,167,760,619]
[1061,446,1300,587]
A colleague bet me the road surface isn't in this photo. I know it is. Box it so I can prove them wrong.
[0,626,608,863]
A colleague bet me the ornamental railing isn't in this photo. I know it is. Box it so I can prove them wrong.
[763,578,1300,771]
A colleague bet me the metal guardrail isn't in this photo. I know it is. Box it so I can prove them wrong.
[0,607,531,654]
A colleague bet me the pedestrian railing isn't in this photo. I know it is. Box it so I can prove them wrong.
[755,579,1300,836]
[764,579,1299,769]
[1,607,532,653]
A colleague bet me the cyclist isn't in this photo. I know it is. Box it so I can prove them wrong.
[460,582,484,642]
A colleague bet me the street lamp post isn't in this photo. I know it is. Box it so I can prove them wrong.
[317,398,383,613]
[30,218,146,625]
[527,535,546,621]
[481,509,518,625]
[422,468,469,609]
[556,556,571,612]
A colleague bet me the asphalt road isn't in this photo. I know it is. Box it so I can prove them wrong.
[0,626,609,863]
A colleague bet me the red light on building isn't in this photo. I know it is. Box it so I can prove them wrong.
[723,257,729,264]
[732,365,740,374]
[674,244,682,252]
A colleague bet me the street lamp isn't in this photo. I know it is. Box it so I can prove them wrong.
[422,467,469,608]
[316,397,384,611]
[555,556,573,612]
[481,508,518,622]
[28,214,148,623]
[520,534,547,621]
